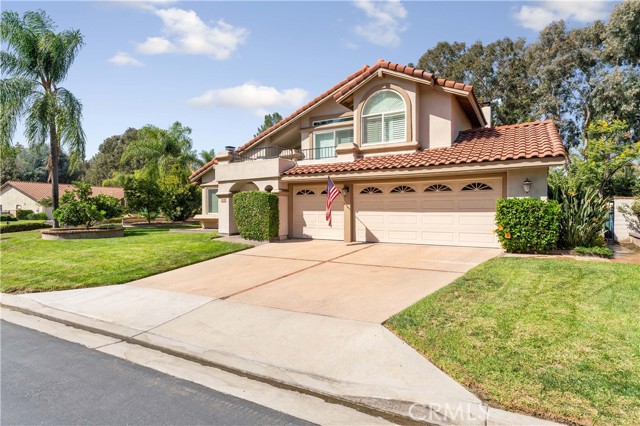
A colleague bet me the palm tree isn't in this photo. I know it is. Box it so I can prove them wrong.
[1,10,85,227]
[121,121,198,179]
[195,148,216,167]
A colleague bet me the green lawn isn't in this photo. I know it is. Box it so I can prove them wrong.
[386,257,640,426]
[1,227,249,293]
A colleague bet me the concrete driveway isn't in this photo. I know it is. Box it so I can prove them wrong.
[130,240,500,323]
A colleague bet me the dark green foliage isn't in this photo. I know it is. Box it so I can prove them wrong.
[574,246,614,258]
[93,194,124,220]
[254,113,283,137]
[1,214,17,221]
[16,209,34,220]
[160,168,200,222]
[53,182,122,228]
[124,174,163,224]
[233,191,279,241]
[84,128,140,185]
[549,184,610,248]
[0,222,51,233]
[26,212,48,220]
[495,198,561,253]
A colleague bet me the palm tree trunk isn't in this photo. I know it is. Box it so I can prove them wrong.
[49,119,60,228]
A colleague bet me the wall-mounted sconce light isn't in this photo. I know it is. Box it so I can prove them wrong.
[523,178,532,194]
[264,185,273,193]
[341,186,349,197]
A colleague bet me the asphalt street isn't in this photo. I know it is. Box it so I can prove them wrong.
[1,320,315,426]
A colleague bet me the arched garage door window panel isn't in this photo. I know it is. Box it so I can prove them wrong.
[360,186,383,194]
[390,185,416,193]
[462,182,493,191]
[425,184,452,192]
[362,90,406,144]
[296,189,316,195]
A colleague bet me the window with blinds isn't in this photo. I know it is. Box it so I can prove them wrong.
[207,189,218,214]
[361,90,406,145]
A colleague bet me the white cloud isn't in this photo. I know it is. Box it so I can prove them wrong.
[108,51,143,66]
[514,1,610,31]
[135,7,248,60]
[187,82,308,115]
[353,0,408,47]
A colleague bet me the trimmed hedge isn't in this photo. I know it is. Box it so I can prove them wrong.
[1,214,17,222]
[26,212,49,220]
[233,191,279,241]
[16,209,34,220]
[495,198,561,253]
[0,222,52,233]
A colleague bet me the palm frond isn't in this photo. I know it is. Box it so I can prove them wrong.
[55,87,85,170]
[0,77,38,149]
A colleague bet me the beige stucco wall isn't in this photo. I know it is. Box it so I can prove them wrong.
[451,97,471,142]
[0,187,47,217]
[614,197,637,241]
[506,167,549,199]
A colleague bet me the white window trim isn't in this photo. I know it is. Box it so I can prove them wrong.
[207,188,219,215]
[313,127,354,150]
[361,89,406,145]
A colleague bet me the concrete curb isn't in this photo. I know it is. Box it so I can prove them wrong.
[0,295,561,426]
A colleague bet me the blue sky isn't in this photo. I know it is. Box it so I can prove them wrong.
[5,1,617,158]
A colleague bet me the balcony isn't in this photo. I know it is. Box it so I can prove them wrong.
[231,146,337,162]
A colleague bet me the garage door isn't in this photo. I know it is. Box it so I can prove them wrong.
[354,178,502,248]
[292,185,344,240]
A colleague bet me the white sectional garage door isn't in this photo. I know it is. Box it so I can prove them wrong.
[292,185,344,240]
[354,178,502,248]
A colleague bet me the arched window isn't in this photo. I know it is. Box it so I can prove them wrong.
[296,189,316,196]
[320,190,328,195]
[359,186,383,194]
[425,184,452,192]
[461,182,493,191]
[361,90,406,145]
[390,185,416,193]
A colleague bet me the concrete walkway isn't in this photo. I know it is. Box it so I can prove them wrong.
[0,241,558,425]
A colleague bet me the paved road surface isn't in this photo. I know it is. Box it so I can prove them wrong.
[1,320,314,426]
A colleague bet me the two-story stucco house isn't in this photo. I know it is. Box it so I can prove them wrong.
[190,60,566,248]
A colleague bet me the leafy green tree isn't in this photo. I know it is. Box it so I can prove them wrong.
[121,121,197,179]
[85,128,140,185]
[254,113,283,137]
[1,10,86,226]
[417,41,467,81]
[0,143,83,184]
[572,120,640,197]
[124,173,163,223]
[605,0,640,65]
[53,182,122,228]
[160,166,200,221]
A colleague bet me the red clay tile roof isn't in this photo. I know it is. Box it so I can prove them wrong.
[2,181,124,201]
[187,158,218,184]
[189,59,480,182]
[283,120,566,176]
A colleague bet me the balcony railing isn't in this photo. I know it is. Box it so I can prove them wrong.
[231,146,337,162]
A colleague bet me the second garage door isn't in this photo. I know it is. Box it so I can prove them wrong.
[292,185,344,240]
[354,178,502,248]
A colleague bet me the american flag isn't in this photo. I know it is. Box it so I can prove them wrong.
[325,177,341,227]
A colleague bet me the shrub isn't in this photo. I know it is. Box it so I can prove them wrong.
[1,214,17,222]
[160,172,200,221]
[124,174,163,224]
[0,222,52,233]
[54,183,123,228]
[495,198,561,253]
[574,246,614,258]
[26,212,48,220]
[16,209,34,220]
[233,191,279,241]
[549,184,610,248]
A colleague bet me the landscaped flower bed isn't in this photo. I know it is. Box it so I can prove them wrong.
[41,226,124,240]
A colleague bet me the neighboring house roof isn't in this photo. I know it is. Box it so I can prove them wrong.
[283,121,566,176]
[189,59,482,182]
[1,181,125,202]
